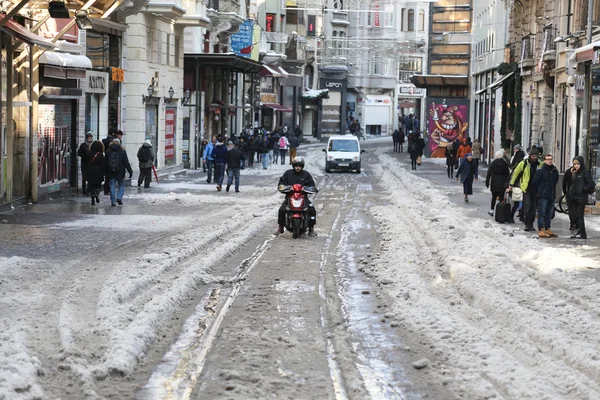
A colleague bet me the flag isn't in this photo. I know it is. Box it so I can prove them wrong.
[239,43,256,54]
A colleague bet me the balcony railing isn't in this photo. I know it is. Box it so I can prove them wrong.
[521,35,534,60]
[542,25,557,53]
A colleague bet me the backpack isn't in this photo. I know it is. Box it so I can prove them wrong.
[408,142,417,153]
[139,146,151,162]
[279,137,286,148]
[108,151,120,173]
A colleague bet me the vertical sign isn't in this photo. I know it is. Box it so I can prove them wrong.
[165,108,176,164]
[374,0,380,27]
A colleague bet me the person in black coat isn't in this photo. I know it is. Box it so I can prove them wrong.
[84,140,105,205]
[562,164,577,231]
[398,128,405,152]
[225,143,244,192]
[104,139,133,206]
[568,155,596,239]
[407,136,419,170]
[445,143,456,178]
[416,134,425,158]
[510,144,525,170]
[456,153,478,202]
[531,154,559,238]
[78,132,93,195]
[101,132,116,195]
[485,150,510,215]
[392,129,400,152]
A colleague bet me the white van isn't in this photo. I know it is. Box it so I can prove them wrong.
[322,135,365,173]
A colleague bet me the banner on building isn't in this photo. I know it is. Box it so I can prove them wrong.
[231,20,255,58]
[165,108,176,165]
[426,98,469,158]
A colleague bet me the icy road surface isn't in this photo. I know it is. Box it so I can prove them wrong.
[2,137,600,399]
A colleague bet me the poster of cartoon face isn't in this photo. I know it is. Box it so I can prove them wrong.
[427,98,469,158]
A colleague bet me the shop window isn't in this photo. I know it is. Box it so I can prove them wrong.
[286,10,298,25]
[385,4,394,27]
[86,31,109,68]
[367,10,372,26]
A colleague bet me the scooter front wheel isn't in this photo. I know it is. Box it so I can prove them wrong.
[292,218,301,239]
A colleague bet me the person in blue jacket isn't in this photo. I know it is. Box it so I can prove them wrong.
[211,136,228,191]
[203,135,216,183]
[531,153,559,238]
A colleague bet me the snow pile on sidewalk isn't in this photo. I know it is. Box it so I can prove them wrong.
[365,154,600,398]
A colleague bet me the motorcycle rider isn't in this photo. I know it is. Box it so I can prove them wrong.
[276,156,317,236]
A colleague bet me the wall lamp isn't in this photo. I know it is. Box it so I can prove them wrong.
[164,87,175,104]
[142,84,154,104]
[75,10,94,30]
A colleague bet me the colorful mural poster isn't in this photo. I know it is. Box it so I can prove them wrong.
[231,20,254,58]
[426,98,469,158]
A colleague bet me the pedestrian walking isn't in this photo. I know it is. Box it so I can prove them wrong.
[271,131,280,164]
[225,143,244,192]
[78,132,93,195]
[392,129,400,152]
[563,162,578,232]
[407,136,419,171]
[294,125,303,143]
[531,154,559,238]
[104,138,132,206]
[472,139,482,170]
[413,117,420,135]
[260,136,270,169]
[416,134,425,161]
[398,129,405,152]
[84,140,104,205]
[203,135,216,183]
[200,139,208,172]
[485,150,510,215]
[239,137,248,169]
[279,134,289,165]
[211,137,228,191]
[288,134,299,162]
[445,143,456,178]
[510,144,526,169]
[248,135,258,167]
[136,139,155,188]
[456,138,472,165]
[508,148,542,231]
[101,131,116,195]
[568,156,596,239]
[456,153,478,202]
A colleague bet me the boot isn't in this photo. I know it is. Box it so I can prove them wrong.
[274,225,284,235]
[538,229,550,238]
[308,227,317,237]
[91,197,95,206]
[545,228,558,238]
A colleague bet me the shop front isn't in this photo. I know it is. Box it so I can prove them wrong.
[84,70,109,140]
[318,77,347,137]
[364,95,392,135]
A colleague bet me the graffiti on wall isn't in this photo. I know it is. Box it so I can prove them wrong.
[427,98,469,158]
[38,104,71,187]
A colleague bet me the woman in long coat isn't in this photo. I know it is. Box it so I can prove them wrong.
[485,150,510,215]
[455,153,478,202]
[84,140,105,205]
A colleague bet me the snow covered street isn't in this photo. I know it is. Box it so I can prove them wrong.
[3,139,600,399]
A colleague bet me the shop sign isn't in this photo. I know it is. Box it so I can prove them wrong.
[399,86,423,95]
[86,71,108,94]
[165,108,176,164]
[320,78,346,91]
[260,93,278,103]
[111,67,124,82]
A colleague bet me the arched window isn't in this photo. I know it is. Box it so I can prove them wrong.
[408,9,415,32]
[418,10,425,31]
[401,8,405,31]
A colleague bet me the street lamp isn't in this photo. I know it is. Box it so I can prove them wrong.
[142,84,154,104]
[181,88,191,105]
[75,10,94,30]
[164,87,175,104]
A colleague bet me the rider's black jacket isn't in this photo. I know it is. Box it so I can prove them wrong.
[278,169,316,188]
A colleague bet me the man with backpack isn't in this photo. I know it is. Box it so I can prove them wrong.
[278,134,289,165]
[105,138,133,206]
[137,139,155,188]
[288,134,300,163]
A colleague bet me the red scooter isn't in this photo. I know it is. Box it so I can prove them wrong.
[279,183,318,238]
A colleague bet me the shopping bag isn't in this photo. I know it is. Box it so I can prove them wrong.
[416,156,422,165]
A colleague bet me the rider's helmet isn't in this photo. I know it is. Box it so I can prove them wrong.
[292,156,305,169]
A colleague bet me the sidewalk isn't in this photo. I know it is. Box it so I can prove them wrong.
[390,149,600,246]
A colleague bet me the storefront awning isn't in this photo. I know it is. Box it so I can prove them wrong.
[276,66,289,77]
[570,40,600,63]
[260,65,283,77]
[262,103,292,112]
[475,72,515,95]
[39,51,93,69]
[410,74,469,88]
[184,53,263,73]
[1,15,57,50]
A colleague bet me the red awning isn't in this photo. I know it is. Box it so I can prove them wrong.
[260,65,283,77]
[262,103,292,112]
[1,15,57,50]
